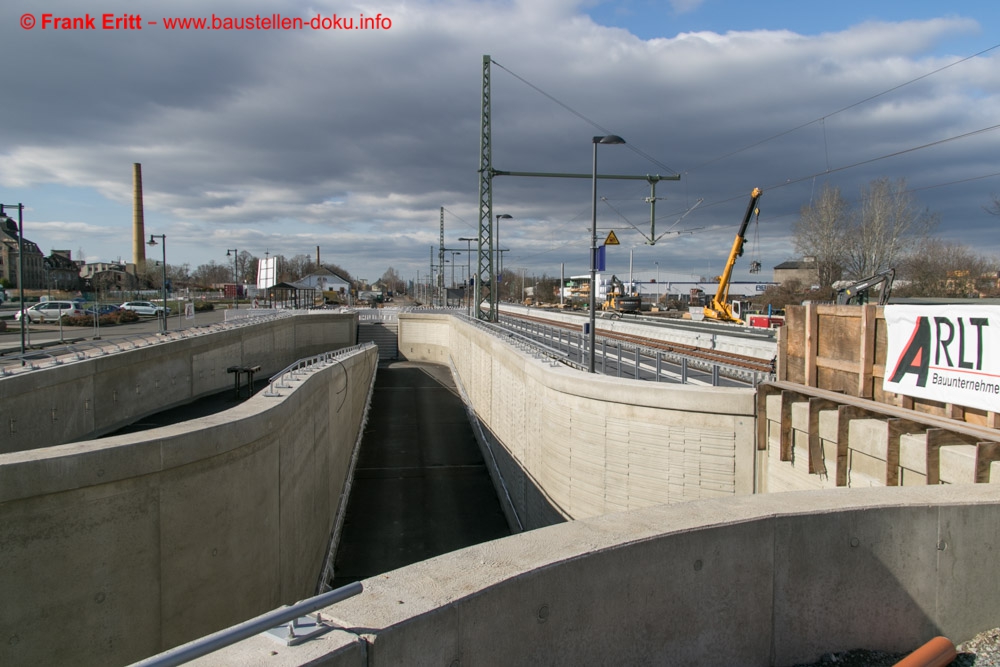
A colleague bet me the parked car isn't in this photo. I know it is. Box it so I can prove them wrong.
[120,301,171,316]
[84,304,122,316]
[14,300,86,322]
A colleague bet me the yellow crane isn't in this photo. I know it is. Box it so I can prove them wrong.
[704,187,762,324]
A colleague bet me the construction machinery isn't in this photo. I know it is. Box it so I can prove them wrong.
[835,268,895,306]
[602,275,642,315]
[703,187,762,324]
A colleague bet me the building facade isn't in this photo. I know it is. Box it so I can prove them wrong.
[0,216,45,289]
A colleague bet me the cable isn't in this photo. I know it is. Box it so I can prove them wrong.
[683,42,1000,174]
[491,58,680,175]
[765,123,1000,192]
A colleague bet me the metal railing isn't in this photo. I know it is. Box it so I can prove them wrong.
[455,313,770,386]
[0,311,294,377]
[131,581,363,667]
[264,343,376,397]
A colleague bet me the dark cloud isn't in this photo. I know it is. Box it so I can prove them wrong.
[1,1,998,281]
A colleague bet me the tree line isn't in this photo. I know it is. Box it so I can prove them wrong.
[762,177,1000,307]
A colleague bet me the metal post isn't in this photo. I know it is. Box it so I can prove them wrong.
[227,248,238,309]
[0,204,28,361]
[588,135,625,372]
[589,140,598,373]
[147,234,167,333]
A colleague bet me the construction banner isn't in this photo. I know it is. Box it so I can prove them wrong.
[883,305,1000,412]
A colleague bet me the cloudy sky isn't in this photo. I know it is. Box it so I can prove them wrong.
[2,0,999,285]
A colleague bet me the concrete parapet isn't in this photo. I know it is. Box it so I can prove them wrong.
[201,484,1000,667]
[0,312,357,453]
[0,343,378,667]
[398,313,757,529]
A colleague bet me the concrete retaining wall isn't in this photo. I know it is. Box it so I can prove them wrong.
[203,484,1000,667]
[0,312,357,454]
[0,343,378,667]
[398,313,757,529]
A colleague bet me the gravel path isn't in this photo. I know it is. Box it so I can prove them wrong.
[788,627,1000,667]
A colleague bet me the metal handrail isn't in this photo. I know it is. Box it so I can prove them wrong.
[265,343,376,396]
[0,311,296,377]
[498,314,771,385]
[131,581,363,667]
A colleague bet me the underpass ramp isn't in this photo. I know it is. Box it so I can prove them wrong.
[331,361,510,589]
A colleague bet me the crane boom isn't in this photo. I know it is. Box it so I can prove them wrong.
[704,187,762,324]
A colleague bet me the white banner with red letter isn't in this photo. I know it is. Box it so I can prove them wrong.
[883,305,1000,413]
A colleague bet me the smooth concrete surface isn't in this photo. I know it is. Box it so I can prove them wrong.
[398,313,757,529]
[201,484,1000,666]
[0,344,378,667]
[331,361,511,588]
[0,311,357,454]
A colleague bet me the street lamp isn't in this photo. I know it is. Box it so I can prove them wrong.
[458,236,476,315]
[589,134,626,373]
[147,234,167,333]
[449,251,462,289]
[655,261,660,308]
[0,203,26,361]
[494,213,512,320]
[226,248,238,309]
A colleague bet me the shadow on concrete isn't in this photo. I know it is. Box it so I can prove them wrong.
[104,383,267,436]
[331,361,511,588]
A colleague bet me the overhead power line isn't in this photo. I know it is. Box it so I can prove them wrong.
[490,58,680,176]
[684,42,1000,174]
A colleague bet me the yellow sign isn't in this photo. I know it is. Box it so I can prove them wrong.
[604,230,620,246]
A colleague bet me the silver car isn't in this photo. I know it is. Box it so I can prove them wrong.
[120,301,171,316]
[14,300,86,322]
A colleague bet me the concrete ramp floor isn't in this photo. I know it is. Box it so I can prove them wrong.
[332,361,511,588]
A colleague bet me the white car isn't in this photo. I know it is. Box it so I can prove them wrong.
[120,301,171,316]
[14,300,86,322]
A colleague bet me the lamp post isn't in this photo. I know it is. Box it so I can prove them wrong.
[0,204,26,361]
[226,248,238,309]
[449,251,461,289]
[589,135,626,373]
[493,214,512,320]
[655,261,660,308]
[458,236,476,315]
[147,234,167,333]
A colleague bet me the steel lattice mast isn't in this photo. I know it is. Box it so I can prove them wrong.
[439,206,445,307]
[475,54,495,320]
[474,55,681,320]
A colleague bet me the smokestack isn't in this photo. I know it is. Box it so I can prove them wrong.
[316,245,321,266]
[132,163,146,270]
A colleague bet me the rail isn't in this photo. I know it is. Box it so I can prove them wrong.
[0,311,295,377]
[497,314,771,386]
[131,581,363,667]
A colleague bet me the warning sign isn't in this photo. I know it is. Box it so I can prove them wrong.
[604,230,620,246]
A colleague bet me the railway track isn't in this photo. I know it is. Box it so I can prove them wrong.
[503,311,775,376]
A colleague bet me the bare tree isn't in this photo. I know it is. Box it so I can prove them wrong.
[380,267,404,294]
[897,239,1000,298]
[190,261,231,287]
[792,183,851,288]
[842,177,936,280]
[282,254,316,282]
[987,193,1000,217]
[236,250,256,285]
